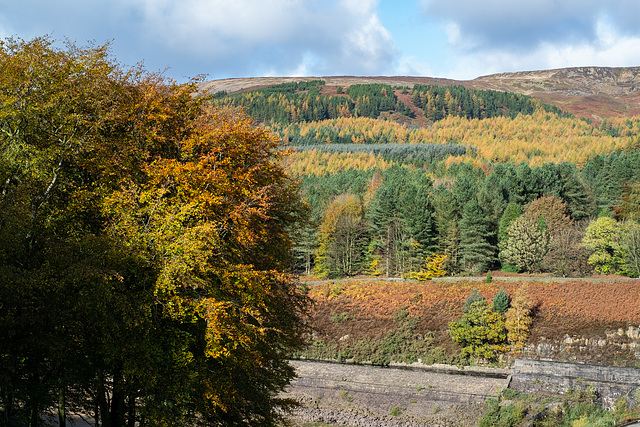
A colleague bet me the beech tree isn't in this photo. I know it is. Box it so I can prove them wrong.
[0,37,308,427]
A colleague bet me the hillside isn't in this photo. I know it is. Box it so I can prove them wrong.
[300,278,640,367]
[201,68,640,286]
[197,66,640,123]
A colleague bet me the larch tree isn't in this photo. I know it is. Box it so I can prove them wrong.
[315,194,369,277]
[0,37,309,427]
[505,285,533,352]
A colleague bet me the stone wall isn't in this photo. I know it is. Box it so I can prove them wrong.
[510,359,640,408]
[525,325,640,364]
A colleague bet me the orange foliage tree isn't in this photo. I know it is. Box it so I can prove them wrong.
[0,37,308,426]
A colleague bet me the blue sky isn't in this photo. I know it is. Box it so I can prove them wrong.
[2,0,640,83]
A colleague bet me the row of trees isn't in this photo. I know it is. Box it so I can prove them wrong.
[293,156,640,278]
[272,112,636,169]
[0,38,308,426]
[410,84,570,121]
[213,81,564,125]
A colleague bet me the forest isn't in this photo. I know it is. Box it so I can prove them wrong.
[213,80,640,279]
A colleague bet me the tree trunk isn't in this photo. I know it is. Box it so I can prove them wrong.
[58,386,66,427]
[110,369,125,427]
[127,396,136,427]
[96,371,111,427]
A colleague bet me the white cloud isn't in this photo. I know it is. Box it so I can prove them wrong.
[119,0,397,77]
[393,55,434,77]
[421,0,640,51]
[0,0,399,79]
[445,15,640,80]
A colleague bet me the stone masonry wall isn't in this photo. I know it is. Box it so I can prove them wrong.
[510,359,640,409]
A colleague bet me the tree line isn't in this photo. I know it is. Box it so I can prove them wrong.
[212,81,562,125]
[292,151,640,278]
[410,84,571,121]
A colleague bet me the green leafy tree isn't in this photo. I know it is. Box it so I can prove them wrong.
[0,37,309,427]
[499,215,549,272]
[449,301,508,360]
[582,217,623,274]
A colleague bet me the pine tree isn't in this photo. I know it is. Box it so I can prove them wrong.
[498,203,523,245]
[459,199,496,274]
[462,288,485,313]
[367,172,409,277]
[432,186,460,273]
[399,176,437,268]
[492,288,510,314]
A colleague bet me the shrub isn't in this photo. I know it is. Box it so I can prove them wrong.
[462,288,485,313]
[449,300,508,360]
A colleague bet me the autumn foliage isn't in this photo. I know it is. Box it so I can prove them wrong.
[304,278,640,365]
[0,37,308,426]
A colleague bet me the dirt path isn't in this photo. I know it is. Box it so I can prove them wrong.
[300,276,640,285]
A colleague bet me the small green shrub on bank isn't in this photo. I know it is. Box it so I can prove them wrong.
[479,387,640,427]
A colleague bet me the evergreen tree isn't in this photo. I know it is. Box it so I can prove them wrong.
[463,288,485,313]
[367,169,410,277]
[399,175,437,266]
[432,186,461,273]
[458,199,496,274]
[492,288,510,314]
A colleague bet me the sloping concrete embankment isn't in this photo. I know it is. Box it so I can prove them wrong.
[285,360,510,427]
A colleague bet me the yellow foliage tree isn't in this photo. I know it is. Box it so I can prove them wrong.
[408,253,448,280]
[505,285,533,352]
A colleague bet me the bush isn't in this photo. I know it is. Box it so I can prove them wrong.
[462,288,485,313]
[449,300,508,360]
[479,397,527,427]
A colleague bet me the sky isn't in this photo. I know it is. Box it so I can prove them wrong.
[2,0,640,83]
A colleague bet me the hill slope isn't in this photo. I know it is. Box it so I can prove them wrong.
[198,66,640,122]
